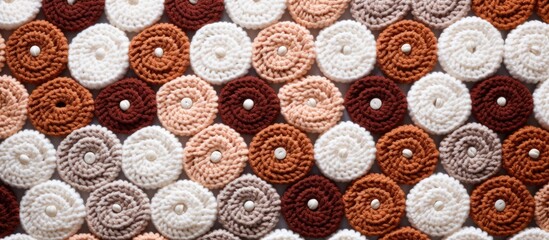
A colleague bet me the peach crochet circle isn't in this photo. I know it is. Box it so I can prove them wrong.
[133,233,167,240]
[197,230,239,240]
[68,234,99,240]
[380,227,429,240]
[472,0,534,30]
[0,34,5,70]
[0,75,28,139]
[503,126,549,185]
[535,183,549,231]
[287,0,350,29]
[252,22,315,84]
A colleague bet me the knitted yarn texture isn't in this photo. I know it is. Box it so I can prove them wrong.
[287,0,350,29]
[534,79,549,130]
[224,0,286,29]
[445,227,493,240]
[0,0,40,30]
[0,183,19,238]
[197,230,240,240]
[472,0,534,30]
[503,126,549,185]
[379,227,429,240]
[0,75,28,139]
[2,234,36,240]
[68,234,100,240]
[133,233,167,240]
[105,0,163,32]
[411,0,470,29]
[327,229,366,240]
[164,0,224,31]
[42,0,104,31]
[538,0,549,23]
[0,34,4,69]
[261,229,304,240]
[535,183,549,230]
[350,0,411,31]
[509,228,549,240]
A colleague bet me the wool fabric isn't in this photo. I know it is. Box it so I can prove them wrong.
[197,230,240,240]
[133,233,167,240]
[472,0,534,30]
[379,227,429,240]
[535,80,549,130]
[157,75,218,137]
[42,0,104,31]
[218,76,280,134]
[164,0,224,31]
[510,228,549,240]
[105,0,162,32]
[536,183,549,231]
[252,22,315,84]
[505,21,549,84]
[261,229,304,240]
[217,174,281,239]
[287,0,350,29]
[538,0,549,23]
[0,34,4,69]
[2,234,36,240]
[95,78,156,134]
[503,126,549,185]
[412,0,470,29]
[225,0,286,29]
[6,20,68,84]
[445,227,493,240]
[350,0,410,31]
[0,0,40,30]
[68,234,100,240]
[327,229,366,240]
[0,184,19,238]
[0,75,28,139]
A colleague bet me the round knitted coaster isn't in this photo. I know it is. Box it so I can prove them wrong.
[0,34,5,70]
[376,125,438,185]
[217,174,280,239]
[438,17,504,82]
[0,184,19,238]
[472,0,534,30]
[133,233,167,240]
[42,0,104,31]
[0,75,28,139]
[225,0,285,29]
[218,76,280,134]
[3,234,36,240]
[327,229,366,240]
[21,180,86,240]
[129,23,189,85]
[197,230,240,240]
[68,234,99,240]
[510,228,549,240]
[538,0,549,23]
[68,24,129,90]
[122,126,183,189]
[412,0,470,29]
[6,20,68,84]
[164,0,224,31]
[343,174,405,236]
[350,0,411,31]
[408,72,471,135]
[105,0,162,32]
[0,130,56,188]
[57,125,122,192]
[0,0,40,30]
[287,0,350,29]
[470,176,535,236]
[184,124,248,189]
[344,76,407,133]
[536,183,549,230]
[95,78,156,134]
[535,80,549,130]
[316,20,376,83]
[279,76,344,133]
[157,75,218,137]
[440,123,502,184]
[471,76,533,133]
[380,227,429,240]
[505,21,549,84]
[503,126,549,185]
[446,227,493,240]
[252,22,315,84]
[262,229,304,240]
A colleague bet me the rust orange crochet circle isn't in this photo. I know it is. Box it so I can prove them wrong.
[503,126,549,185]
[472,0,534,30]
[380,227,429,240]
[538,0,549,23]
[287,0,350,29]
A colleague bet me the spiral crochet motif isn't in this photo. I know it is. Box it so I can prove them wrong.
[0,75,28,139]
[0,0,40,30]
[225,0,286,29]
[0,184,19,238]
[350,0,411,31]
[412,0,470,29]
[105,0,163,32]
[379,227,429,240]
[327,229,366,240]
[503,126,549,185]
[164,0,224,31]
[538,0,549,23]
[197,230,240,240]
[445,227,493,240]
[261,229,304,240]
[287,0,350,29]
[133,233,167,240]
[510,228,549,240]
[2,234,36,240]
[535,183,549,230]
[472,0,534,30]
[42,0,104,31]
[68,234,100,240]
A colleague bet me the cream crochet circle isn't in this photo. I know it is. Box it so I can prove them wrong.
[314,122,375,182]
[0,130,56,188]
[151,180,217,240]
[0,0,40,30]
[534,80,549,130]
[438,17,504,82]
[2,234,36,240]
[406,173,470,237]
[190,22,252,85]
[262,229,304,240]
[505,21,549,84]
[510,228,549,240]
[446,227,493,240]
[316,20,376,83]
[105,0,163,32]
[122,126,183,189]
[408,72,471,135]
[225,0,286,29]
[20,180,86,240]
[328,229,367,240]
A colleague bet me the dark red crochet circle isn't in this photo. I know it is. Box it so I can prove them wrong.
[471,76,533,133]
[95,78,156,134]
[42,0,104,31]
[0,183,19,238]
[219,76,280,134]
[344,76,407,133]
[164,0,224,31]
[281,175,344,238]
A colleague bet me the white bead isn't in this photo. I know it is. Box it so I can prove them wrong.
[434,98,444,108]
[341,45,352,55]
[401,43,412,53]
[307,199,319,210]
[30,45,40,57]
[145,151,157,161]
[306,98,317,107]
[369,98,382,110]
[84,152,96,164]
[119,100,130,111]
[529,148,540,159]
[495,199,506,212]
[338,148,348,159]
[530,45,541,55]
[243,99,254,110]
[434,201,444,211]
[402,149,413,159]
[244,200,255,211]
[274,147,287,160]
[112,203,122,213]
[174,204,185,215]
[215,47,226,58]
[277,46,288,56]
[18,154,30,165]
[95,47,106,60]
[370,199,380,210]
[154,47,164,58]
[467,147,477,157]
[210,151,222,163]
[497,97,507,107]
[189,0,197,4]
[181,98,193,109]
[67,0,75,5]
[45,205,57,217]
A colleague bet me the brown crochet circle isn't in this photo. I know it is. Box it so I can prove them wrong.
[0,75,28,139]
[0,183,19,238]
[503,126,549,185]
[129,23,190,85]
[377,20,437,83]
[536,183,549,231]
[197,230,240,240]
[249,123,314,184]
[164,0,224,31]
[470,176,535,236]
[68,234,100,240]
[538,0,549,23]
[133,233,167,240]
[380,227,429,240]
[472,0,535,30]
[287,0,350,29]
[42,0,104,31]
[28,77,94,136]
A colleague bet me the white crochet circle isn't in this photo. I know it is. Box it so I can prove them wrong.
[151,180,217,240]
[438,17,504,82]
[406,173,470,237]
[122,126,183,189]
[68,24,129,90]
[504,21,549,84]
[314,122,376,182]
[261,229,305,240]
[225,0,286,29]
[534,80,549,130]
[190,22,252,85]
[0,0,40,30]
[20,180,86,240]
[328,229,367,240]
[105,0,163,32]
[0,130,56,189]
[316,20,376,83]
[408,72,471,135]
[446,227,493,240]
[2,234,37,240]
[509,228,549,240]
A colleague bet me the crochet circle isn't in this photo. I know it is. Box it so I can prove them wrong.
[0,184,19,238]
[510,228,549,240]
[133,233,167,240]
[445,227,493,240]
[68,234,99,240]
[184,124,248,189]
[252,22,315,84]
[503,126,549,185]
[376,125,439,185]
[262,229,304,240]
[377,20,437,83]
[535,80,549,130]
[218,76,280,134]
[0,75,28,139]
[538,0,549,23]
[197,230,240,240]
[470,176,535,236]
[343,174,405,236]
[0,0,40,30]
[411,0,470,29]
[380,227,429,240]
[157,75,218,137]
[440,123,502,184]
[438,17,504,82]
[0,34,4,69]
[278,76,344,133]
[20,180,86,240]
[164,0,224,31]
[86,180,151,240]
[315,20,376,83]
[42,0,104,31]
[105,0,163,32]
[122,126,183,189]
[344,76,407,133]
[471,76,533,133]
[408,72,471,135]
[129,23,189,85]
[68,24,129,90]
[0,130,56,188]
[225,0,285,29]
[536,183,549,230]
[3,234,36,240]
[314,122,376,182]
[328,229,366,240]
[287,0,350,29]
[56,125,122,192]
[6,20,68,84]
[151,180,217,240]
[350,0,411,31]
[95,78,156,134]
[217,174,281,238]
[471,0,534,30]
